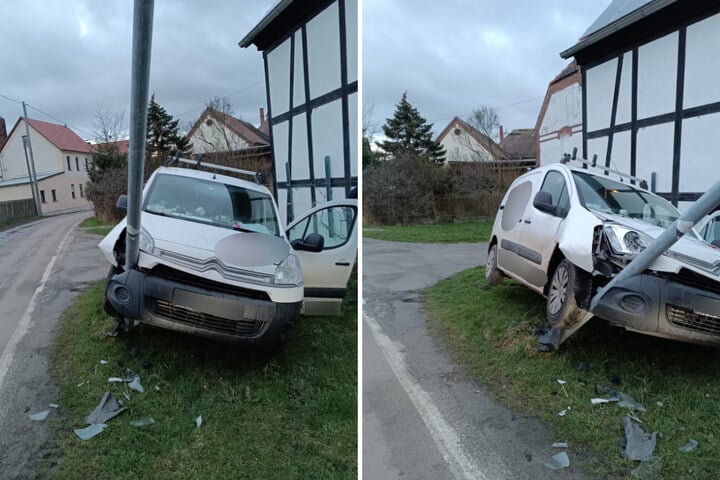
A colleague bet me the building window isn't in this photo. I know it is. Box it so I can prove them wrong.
[51,189,57,202]
[71,184,76,199]
[67,156,71,171]
[79,184,84,198]
[40,190,46,203]
[75,157,79,170]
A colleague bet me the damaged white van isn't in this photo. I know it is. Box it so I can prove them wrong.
[99,165,357,348]
[486,160,720,346]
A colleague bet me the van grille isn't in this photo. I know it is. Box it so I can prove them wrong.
[150,265,271,301]
[149,299,263,336]
[667,304,720,336]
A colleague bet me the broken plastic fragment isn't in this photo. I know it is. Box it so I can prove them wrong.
[108,377,123,383]
[130,418,156,427]
[155,385,160,392]
[128,376,144,393]
[196,415,202,429]
[123,391,131,401]
[74,423,107,440]
[48,403,59,409]
[617,393,646,412]
[77,381,86,387]
[631,456,662,480]
[85,391,126,425]
[544,451,570,470]
[28,410,50,421]
[100,359,108,365]
[552,442,568,448]
[536,326,561,351]
[621,416,657,461]
[557,409,567,417]
[591,398,611,405]
[557,379,567,385]
[679,439,698,452]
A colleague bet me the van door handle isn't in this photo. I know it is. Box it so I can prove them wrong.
[335,262,350,266]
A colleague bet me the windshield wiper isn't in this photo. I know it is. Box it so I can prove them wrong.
[144,208,171,217]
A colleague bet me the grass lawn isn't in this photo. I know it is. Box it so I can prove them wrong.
[46,281,357,480]
[0,215,38,231]
[425,267,720,479]
[363,220,493,243]
[79,217,114,236]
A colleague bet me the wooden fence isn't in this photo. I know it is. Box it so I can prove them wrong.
[0,199,35,222]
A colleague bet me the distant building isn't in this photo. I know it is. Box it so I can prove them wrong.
[499,128,536,165]
[561,0,720,210]
[0,117,92,214]
[186,107,269,155]
[435,117,505,163]
[535,61,582,166]
[240,0,358,223]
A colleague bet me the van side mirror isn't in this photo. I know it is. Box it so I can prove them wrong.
[533,191,555,215]
[290,233,324,252]
[116,194,128,213]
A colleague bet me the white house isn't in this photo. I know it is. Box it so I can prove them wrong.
[240,0,358,223]
[186,107,269,155]
[435,117,505,163]
[561,0,720,210]
[0,117,92,214]
[535,61,583,166]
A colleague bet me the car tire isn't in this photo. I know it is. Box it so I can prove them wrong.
[485,243,504,286]
[547,259,591,329]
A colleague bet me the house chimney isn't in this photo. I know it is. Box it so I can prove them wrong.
[259,107,269,135]
[499,125,504,143]
[0,116,7,150]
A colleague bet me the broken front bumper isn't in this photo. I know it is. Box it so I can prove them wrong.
[105,267,302,346]
[593,272,720,346]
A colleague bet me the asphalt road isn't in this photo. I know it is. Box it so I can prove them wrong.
[362,238,595,480]
[0,212,108,479]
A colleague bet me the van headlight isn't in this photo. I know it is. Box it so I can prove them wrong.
[274,254,302,286]
[604,225,652,256]
[139,227,154,254]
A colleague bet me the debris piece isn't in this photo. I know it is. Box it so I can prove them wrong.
[591,398,611,405]
[621,416,657,461]
[576,362,590,372]
[155,385,160,392]
[100,360,108,365]
[679,439,698,453]
[74,423,107,440]
[123,392,131,401]
[85,391,126,425]
[29,410,50,421]
[556,379,567,385]
[557,409,567,417]
[48,403,59,409]
[128,375,144,394]
[130,418,156,427]
[631,456,662,480]
[656,401,663,407]
[108,377,124,383]
[536,326,561,351]
[544,451,570,470]
[77,381,86,387]
[106,323,120,337]
[617,393,646,412]
[627,413,643,424]
[552,442,568,448]
[196,415,202,429]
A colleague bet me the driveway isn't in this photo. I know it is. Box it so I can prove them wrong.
[0,212,108,479]
[362,238,595,479]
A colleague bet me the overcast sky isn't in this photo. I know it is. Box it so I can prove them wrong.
[0,1,274,141]
[363,0,612,141]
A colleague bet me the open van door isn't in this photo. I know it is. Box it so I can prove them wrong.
[286,199,358,315]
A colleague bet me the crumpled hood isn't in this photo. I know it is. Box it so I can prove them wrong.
[593,211,720,275]
[142,212,291,268]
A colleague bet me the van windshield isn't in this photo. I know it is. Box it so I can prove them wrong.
[572,171,679,228]
[143,173,279,235]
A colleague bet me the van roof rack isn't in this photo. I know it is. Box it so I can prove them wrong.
[165,152,264,184]
[561,148,648,190]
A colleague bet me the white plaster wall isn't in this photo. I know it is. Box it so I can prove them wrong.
[345,0,358,84]
[637,32,678,119]
[291,113,309,180]
[539,132,582,166]
[609,130,631,175]
[293,30,305,108]
[311,100,343,181]
[0,121,63,179]
[267,38,291,116]
[0,183,32,201]
[680,113,720,193]
[38,173,91,213]
[349,91,358,177]
[684,12,720,109]
[306,2,341,99]
[636,123,674,194]
[440,126,492,162]
[189,121,249,154]
[538,84,582,136]
[586,58,617,131]
[272,120,289,184]
[587,136,608,169]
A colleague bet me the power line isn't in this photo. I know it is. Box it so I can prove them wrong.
[428,95,546,129]
[0,92,22,105]
[25,103,94,139]
[176,79,264,118]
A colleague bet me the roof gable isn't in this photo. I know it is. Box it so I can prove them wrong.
[25,118,93,153]
[186,107,269,150]
[499,129,536,160]
[436,116,506,160]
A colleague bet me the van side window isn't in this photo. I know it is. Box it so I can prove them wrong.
[540,171,569,213]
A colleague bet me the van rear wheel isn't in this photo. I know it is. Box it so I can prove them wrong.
[547,259,591,329]
[485,244,504,286]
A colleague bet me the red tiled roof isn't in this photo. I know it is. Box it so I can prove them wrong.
[93,139,129,155]
[186,107,270,149]
[551,60,579,85]
[499,129,536,159]
[28,118,93,153]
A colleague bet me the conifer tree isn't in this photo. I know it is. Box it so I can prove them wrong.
[379,92,446,164]
[145,94,190,179]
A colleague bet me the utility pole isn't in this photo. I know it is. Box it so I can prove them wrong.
[22,102,42,216]
[124,0,154,270]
